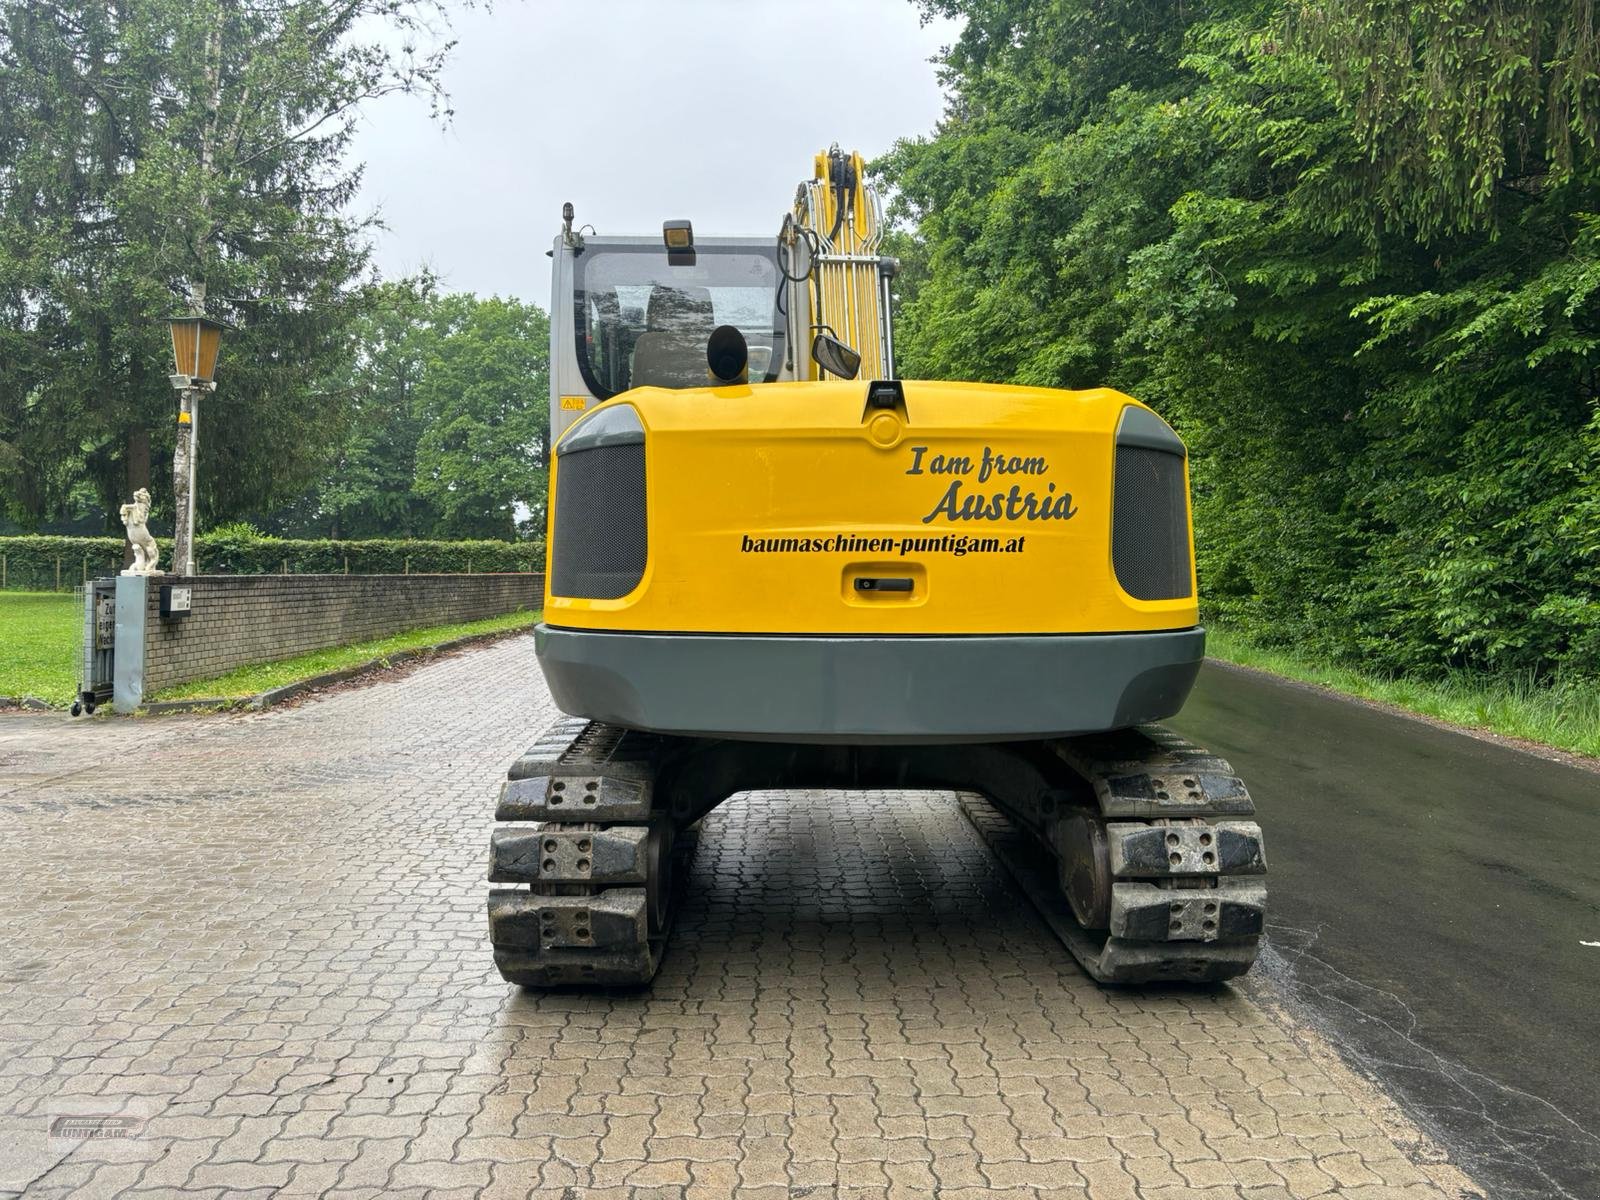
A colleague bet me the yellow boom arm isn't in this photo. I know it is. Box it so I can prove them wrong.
[787,146,893,380]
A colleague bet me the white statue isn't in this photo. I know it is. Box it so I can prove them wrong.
[119,488,161,576]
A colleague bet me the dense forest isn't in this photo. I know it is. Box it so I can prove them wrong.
[881,0,1599,683]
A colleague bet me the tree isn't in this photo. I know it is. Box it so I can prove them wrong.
[881,0,1600,681]
[291,278,440,539]
[0,0,460,532]
[412,295,549,541]
[273,286,550,542]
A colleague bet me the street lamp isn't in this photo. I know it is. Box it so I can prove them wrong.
[166,306,229,576]
[169,315,227,388]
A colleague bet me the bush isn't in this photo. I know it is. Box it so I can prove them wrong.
[0,531,544,591]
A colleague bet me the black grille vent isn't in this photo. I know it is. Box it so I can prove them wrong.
[1112,445,1192,600]
[551,443,647,599]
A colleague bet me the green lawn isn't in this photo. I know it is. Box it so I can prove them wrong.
[149,608,540,702]
[0,593,538,708]
[0,591,81,704]
[1205,627,1600,760]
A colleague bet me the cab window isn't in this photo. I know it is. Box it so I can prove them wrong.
[574,245,782,398]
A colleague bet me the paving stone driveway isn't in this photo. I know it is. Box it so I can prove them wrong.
[0,635,1473,1199]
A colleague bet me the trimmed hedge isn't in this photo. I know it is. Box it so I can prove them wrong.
[0,532,545,592]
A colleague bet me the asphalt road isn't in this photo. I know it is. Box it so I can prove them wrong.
[1170,660,1600,1200]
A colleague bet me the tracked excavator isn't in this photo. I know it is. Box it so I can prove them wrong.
[486,147,1267,987]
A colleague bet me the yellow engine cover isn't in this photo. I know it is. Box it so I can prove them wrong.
[545,379,1197,636]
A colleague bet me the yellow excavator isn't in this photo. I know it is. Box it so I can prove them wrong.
[487,146,1266,987]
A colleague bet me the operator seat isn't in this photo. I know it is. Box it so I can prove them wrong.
[631,286,716,388]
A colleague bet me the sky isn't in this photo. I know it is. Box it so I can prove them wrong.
[350,0,960,303]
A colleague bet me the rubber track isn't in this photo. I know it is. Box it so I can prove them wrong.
[486,717,679,988]
[966,727,1266,984]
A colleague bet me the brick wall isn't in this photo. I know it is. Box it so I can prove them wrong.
[140,573,541,695]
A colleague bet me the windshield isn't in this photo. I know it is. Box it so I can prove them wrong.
[574,243,783,398]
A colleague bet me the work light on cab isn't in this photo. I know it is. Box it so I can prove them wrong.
[662,219,694,265]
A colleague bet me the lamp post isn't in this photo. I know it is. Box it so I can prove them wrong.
[167,301,228,576]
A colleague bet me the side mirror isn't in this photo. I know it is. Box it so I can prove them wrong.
[811,332,861,380]
[707,324,748,383]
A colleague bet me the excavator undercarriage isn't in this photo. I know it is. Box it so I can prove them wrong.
[488,716,1267,987]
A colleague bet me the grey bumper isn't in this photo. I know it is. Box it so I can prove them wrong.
[536,625,1205,744]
